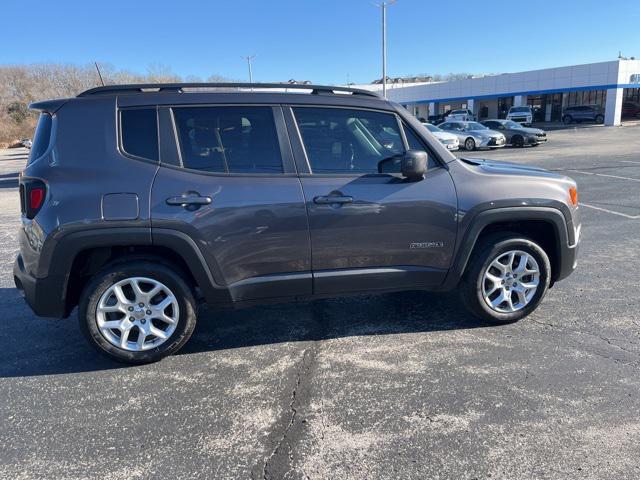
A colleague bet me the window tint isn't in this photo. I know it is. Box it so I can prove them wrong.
[28,113,52,164]
[121,108,159,161]
[173,106,282,173]
[293,107,404,174]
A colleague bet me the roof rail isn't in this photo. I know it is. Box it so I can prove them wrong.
[77,83,381,98]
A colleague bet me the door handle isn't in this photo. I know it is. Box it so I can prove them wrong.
[166,193,212,207]
[313,195,353,205]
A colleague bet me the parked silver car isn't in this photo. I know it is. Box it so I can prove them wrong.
[438,121,506,151]
[421,122,460,151]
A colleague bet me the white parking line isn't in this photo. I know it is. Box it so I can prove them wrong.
[569,170,640,182]
[621,160,640,165]
[580,203,640,219]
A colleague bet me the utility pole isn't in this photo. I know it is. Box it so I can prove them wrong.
[241,55,256,84]
[374,0,396,98]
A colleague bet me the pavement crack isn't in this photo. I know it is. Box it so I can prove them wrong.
[261,341,320,480]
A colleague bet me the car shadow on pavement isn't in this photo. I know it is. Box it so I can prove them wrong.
[0,287,494,378]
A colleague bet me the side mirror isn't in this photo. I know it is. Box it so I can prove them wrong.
[401,150,427,180]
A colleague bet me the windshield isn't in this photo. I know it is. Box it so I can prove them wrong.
[503,120,522,129]
[451,110,465,114]
[423,123,441,132]
[510,107,530,113]
[465,122,487,131]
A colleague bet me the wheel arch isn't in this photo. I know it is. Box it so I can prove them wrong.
[45,227,229,317]
[442,207,571,290]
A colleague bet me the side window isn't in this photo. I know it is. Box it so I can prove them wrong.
[172,106,283,174]
[402,125,438,169]
[120,108,159,161]
[293,107,404,174]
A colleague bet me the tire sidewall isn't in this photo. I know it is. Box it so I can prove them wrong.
[465,137,476,151]
[79,262,197,364]
[467,237,551,323]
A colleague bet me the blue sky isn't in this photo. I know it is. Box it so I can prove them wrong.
[2,0,639,84]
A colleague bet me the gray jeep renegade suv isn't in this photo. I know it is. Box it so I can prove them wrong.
[14,83,581,364]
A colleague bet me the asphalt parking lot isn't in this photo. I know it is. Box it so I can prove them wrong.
[1,124,639,480]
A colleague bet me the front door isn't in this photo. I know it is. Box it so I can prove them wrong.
[285,105,458,295]
[151,105,311,303]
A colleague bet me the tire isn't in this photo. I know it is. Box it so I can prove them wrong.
[595,114,604,124]
[79,261,197,364]
[460,233,551,324]
[563,115,572,124]
[512,135,524,147]
[464,137,476,151]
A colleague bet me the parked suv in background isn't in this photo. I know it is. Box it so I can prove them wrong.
[446,109,476,121]
[15,83,581,363]
[506,106,534,126]
[562,105,604,124]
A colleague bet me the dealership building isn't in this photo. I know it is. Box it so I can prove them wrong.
[365,59,640,126]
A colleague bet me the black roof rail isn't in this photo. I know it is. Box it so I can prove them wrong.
[77,83,381,98]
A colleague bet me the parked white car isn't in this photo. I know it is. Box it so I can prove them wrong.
[438,121,506,151]
[421,122,459,151]
[506,106,534,126]
[446,109,476,122]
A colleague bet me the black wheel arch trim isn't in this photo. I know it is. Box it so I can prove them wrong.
[441,205,577,290]
[35,226,232,318]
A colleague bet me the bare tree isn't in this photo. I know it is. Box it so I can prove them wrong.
[0,63,233,145]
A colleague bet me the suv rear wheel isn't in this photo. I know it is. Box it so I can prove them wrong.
[78,261,197,364]
[461,234,551,323]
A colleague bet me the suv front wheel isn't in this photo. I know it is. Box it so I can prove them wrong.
[461,234,551,323]
[78,261,197,364]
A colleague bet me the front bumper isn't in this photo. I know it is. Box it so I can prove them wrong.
[480,137,506,148]
[528,135,548,145]
[13,254,68,318]
[555,223,580,282]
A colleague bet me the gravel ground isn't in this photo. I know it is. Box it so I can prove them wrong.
[1,124,639,480]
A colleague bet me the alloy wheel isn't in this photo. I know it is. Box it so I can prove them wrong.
[481,250,540,313]
[95,277,179,351]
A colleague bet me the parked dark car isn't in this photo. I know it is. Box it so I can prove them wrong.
[427,109,451,125]
[15,83,580,363]
[562,105,604,124]
[481,119,547,147]
[622,101,640,119]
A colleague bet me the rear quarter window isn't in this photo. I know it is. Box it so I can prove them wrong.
[120,108,159,161]
[28,113,52,165]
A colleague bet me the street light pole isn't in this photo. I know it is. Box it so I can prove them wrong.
[241,55,256,84]
[375,1,396,98]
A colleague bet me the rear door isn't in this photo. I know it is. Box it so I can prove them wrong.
[151,104,311,303]
[284,105,458,295]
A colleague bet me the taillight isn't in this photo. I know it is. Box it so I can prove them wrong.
[21,180,47,219]
[30,187,45,210]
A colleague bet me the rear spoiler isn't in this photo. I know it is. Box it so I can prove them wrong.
[29,98,69,114]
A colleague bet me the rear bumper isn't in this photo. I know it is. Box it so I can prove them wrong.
[13,254,68,318]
